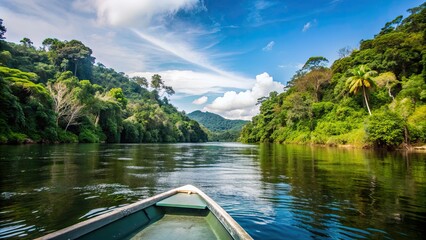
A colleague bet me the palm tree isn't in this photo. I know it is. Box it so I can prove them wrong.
[346,65,377,115]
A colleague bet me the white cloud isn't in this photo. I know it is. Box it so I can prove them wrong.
[0,1,149,72]
[192,96,208,105]
[302,22,312,32]
[83,0,250,85]
[1,0,278,121]
[302,19,317,32]
[87,0,199,27]
[262,41,275,51]
[128,70,254,95]
[0,2,81,45]
[204,73,284,120]
[131,29,243,79]
[1,0,250,84]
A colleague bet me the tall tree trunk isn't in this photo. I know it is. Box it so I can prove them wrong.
[404,125,409,144]
[95,113,99,127]
[363,86,372,115]
[74,60,78,76]
[388,87,395,100]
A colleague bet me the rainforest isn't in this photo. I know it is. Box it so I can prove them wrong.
[0,21,207,144]
[240,4,426,149]
[0,3,425,148]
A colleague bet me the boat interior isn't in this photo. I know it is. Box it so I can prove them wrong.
[78,193,233,240]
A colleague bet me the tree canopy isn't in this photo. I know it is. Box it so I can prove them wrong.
[0,27,207,144]
[240,3,426,148]
[0,19,6,40]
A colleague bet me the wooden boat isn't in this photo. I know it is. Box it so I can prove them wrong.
[37,185,253,240]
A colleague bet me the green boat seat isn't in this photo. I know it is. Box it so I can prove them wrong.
[156,193,207,209]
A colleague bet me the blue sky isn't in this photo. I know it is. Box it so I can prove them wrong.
[0,0,423,119]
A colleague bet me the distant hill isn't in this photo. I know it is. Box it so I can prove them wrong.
[188,111,248,131]
[187,111,249,141]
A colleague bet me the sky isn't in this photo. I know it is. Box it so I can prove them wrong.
[0,0,424,120]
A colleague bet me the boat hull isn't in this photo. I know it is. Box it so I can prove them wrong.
[36,185,252,240]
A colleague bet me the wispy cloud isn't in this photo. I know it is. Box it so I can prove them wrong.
[131,29,252,84]
[255,0,276,10]
[303,22,312,32]
[262,41,275,51]
[83,0,255,88]
[247,0,277,25]
[85,0,200,27]
[302,19,317,32]
[0,0,283,119]
[330,0,342,4]
[129,70,254,96]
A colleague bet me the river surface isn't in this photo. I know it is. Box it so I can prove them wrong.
[0,143,425,239]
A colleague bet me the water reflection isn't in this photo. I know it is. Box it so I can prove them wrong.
[0,143,425,239]
[256,144,426,239]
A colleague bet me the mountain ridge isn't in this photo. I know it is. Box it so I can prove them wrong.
[187,110,249,141]
[187,110,248,132]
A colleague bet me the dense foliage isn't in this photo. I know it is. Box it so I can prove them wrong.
[240,3,426,148]
[0,23,207,144]
[187,110,248,141]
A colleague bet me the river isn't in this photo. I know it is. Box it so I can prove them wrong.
[0,143,425,239]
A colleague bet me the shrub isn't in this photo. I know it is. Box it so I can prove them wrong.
[41,127,58,143]
[0,135,7,144]
[365,110,404,148]
[79,128,99,143]
[121,120,140,143]
[407,105,426,142]
[7,132,27,144]
[312,102,334,118]
[57,129,78,143]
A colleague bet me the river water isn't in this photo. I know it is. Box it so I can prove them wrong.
[0,143,425,239]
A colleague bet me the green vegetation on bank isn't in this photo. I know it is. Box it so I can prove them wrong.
[0,22,207,144]
[240,3,426,148]
[187,111,248,141]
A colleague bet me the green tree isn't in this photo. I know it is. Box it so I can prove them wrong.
[107,88,128,109]
[378,15,403,36]
[294,68,332,102]
[302,56,329,71]
[390,98,415,144]
[346,65,378,115]
[48,39,94,78]
[0,19,6,40]
[398,74,426,107]
[407,105,426,142]
[151,74,164,90]
[374,72,399,100]
[0,66,56,143]
[132,76,148,88]
[150,74,175,97]
[366,110,404,148]
[20,37,33,48]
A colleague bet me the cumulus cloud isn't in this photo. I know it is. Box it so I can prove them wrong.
[262,41,275,51]
[204,72,284,120]
[192,96,208,105]
[129,70,254,95]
